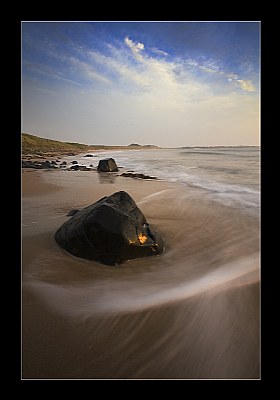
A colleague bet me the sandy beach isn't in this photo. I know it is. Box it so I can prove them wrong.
[22,167,260,379]
[21,20,260,380]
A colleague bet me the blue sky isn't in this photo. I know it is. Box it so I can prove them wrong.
[22,21,260,146]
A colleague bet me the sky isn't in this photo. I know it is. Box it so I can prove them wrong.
[22,21,260,147]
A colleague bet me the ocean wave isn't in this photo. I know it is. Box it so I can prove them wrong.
[66,148,260,211]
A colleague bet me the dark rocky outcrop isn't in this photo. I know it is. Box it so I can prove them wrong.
[97,158,118,172]
[70,164,81,170]
[70,165,92,171]
[84,154,94,157]
[22,160,42,169]
[54,191,163,265]
[22,160,57,169]
[121,172,158,180]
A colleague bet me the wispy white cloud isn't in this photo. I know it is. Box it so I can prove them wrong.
[23,60,81,86]
[79,36,257,107]
[235,79,255,92]
[124,36,145,60]
[150,47,168,57]
[22,28,259,146]
[183,57,256,93]
[104,42,207,109]
[24,33,257,95]
[227,73,238,80]
[87,48,150,87]
[68,57,112,85]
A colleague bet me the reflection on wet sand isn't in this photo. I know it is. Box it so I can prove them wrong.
[98,172,117,184]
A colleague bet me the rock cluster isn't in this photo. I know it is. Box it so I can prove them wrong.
[22,160,58,169]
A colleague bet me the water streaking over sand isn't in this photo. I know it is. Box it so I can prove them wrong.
[22,172,260,379]
[24,256,258,316]
[65,147,260,215]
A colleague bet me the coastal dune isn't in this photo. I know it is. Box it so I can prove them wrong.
[22,169,259,379]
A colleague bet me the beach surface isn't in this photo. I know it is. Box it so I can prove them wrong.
[22,167,260,379]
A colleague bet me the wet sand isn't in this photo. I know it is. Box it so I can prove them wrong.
[22,169,61,196]
[22,169,260,379]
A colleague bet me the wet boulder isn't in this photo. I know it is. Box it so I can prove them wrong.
[54,191,163,265]
[97,158,118,172]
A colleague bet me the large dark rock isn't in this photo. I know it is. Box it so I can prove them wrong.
[97,158,118,172]
[54,191,163,265]
[22,160,43,169]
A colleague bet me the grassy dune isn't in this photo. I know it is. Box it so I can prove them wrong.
[22,133,159,155]
[22,133,90,155]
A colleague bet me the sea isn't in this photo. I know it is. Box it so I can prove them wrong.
[22,145,260,379]
[72,146,260,215]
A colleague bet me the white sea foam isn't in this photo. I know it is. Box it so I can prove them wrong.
[67,147,260,212]
[24,255,259,316]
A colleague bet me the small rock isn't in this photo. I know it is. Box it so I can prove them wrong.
[70,165,91,171]
[97,158,118,172]
[121,172,157,180]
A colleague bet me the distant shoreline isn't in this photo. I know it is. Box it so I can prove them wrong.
[22,133,259,158]
[22,132,161,156]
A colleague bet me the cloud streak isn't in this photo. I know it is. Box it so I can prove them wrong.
[184,57,256,93]
[150,47,168,56]
[23,33,257,96]
[124,36,145,60]
[235,79,255,92]
[68,57,112,85]
[22,60,82,86]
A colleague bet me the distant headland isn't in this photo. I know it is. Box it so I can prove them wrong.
[22,133,159,155]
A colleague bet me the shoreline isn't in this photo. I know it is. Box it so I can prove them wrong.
[22,166,260,379]
[21,145,164,161]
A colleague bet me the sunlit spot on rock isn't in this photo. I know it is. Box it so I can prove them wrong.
[138,233,148,244]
